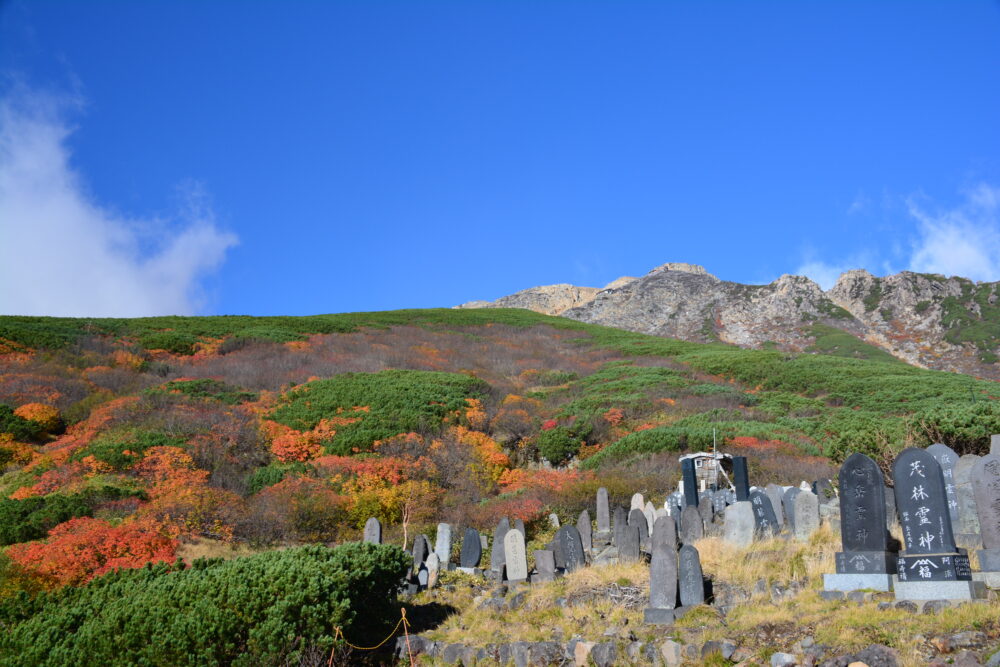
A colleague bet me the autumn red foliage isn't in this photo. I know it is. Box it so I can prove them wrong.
[6,517,178,587]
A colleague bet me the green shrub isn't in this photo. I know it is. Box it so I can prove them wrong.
[269,370,490,455]
[71,430,186,471]
[138,331,199,355]
[0,405,42,441]
[0,542,410,666]
[146,379,257,405]
[245,461,313,495]
[0,486,144,546]
[536,427,582,465]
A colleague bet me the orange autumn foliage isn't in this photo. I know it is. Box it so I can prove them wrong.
[14,403,62,433]
[111,349,146,370]
[6,516,178,587]
[602,407,625,426]
[464,397,488,431]
[134,446,239,540]
[498,467,596,494]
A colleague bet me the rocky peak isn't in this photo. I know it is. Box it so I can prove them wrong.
[456,261,1000,379]
[647,262,717,279]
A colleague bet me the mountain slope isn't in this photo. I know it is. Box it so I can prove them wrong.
[459,263,1000,378]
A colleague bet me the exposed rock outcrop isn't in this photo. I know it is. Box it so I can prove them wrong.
[458,262,1000,379]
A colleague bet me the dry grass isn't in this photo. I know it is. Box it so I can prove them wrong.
[418,561,674,647]
[175,536,261,564]
[410,523,1000,665]
[694,523,839,590]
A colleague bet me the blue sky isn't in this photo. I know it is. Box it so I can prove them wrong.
[1,1,999,317]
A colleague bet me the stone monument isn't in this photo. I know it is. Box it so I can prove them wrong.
[892,448,984,600]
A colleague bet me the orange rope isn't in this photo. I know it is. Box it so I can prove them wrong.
[326,607,414,666]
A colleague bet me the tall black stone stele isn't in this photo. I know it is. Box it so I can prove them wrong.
[732,456,750,502]
[892,448,970,582]
[682,458,699,507]
[834,453,897,575]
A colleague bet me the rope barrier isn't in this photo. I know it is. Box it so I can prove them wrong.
[327,607,415,666]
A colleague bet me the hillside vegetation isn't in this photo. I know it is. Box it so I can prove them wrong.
[1,308,999,660]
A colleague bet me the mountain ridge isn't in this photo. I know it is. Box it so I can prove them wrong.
[457,263,1000,379]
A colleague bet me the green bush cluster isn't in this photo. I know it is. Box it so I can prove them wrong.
[245,461,314,494]
[0,486,144,546]
[0,308,589,353]
[146,379,257,405]
[0,404,44,441]
[536,427,582,465]
[556,363,689,421]
[70,430,187,471]
[0,542,410,666]
[269,370,490,455]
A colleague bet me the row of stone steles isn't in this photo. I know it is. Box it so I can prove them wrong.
[823,438,1000,603]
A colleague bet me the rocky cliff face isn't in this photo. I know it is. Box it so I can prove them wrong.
[458,263,1000,379]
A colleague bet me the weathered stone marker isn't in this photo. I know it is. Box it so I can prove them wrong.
[631,492,645,512]
[514,518,526,538]
[991,434,1000,457]
[460,527,482,569]
[363,517,381,544]
[954,454,983,545]
[644,501,657,536]
[503,529,528,582]
[490,518,510,572]
[578,509,593,553]
[793,490,819,542]
[558,525,586,572]
[619,523,641,563]
[748,490,778,537]
[679,505,703,544]
[434,523,452,565]
[927,443,961,527]
[723,501,755,548]
[697,495,713,527]
[629,508,649,547]
[613,506,627,547]
[682,459,699,507]
[972,454,1000,571]
[892,448,982,601]
[678,544,705,607]
[765,483,785,530]
[644,516,678,624]
[425,552,440,589]
[596,487,611,536]
[732,456,750,501]
[813,479,835,504]
[533,550,556,583]
[412,534,429,574]
[782,487,801,533]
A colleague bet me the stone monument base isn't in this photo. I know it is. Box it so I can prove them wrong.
[896,552,972,582]
[975,548,1000,572]
[822,573,894,592]
[529,572,555,584]
[892,577,987,601]
[643,607,676,625]
[835,550,897,575]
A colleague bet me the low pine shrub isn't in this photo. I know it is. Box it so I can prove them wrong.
[0,542,410,666]
[269,370,490,454]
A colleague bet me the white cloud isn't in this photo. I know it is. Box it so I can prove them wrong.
[0,86,237,317]
[906,184,1000,281]
[796,185,1000,289]
[794,260,850,290]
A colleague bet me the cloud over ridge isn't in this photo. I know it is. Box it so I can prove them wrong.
[796,184,1000,290]
[0,87,237,317]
